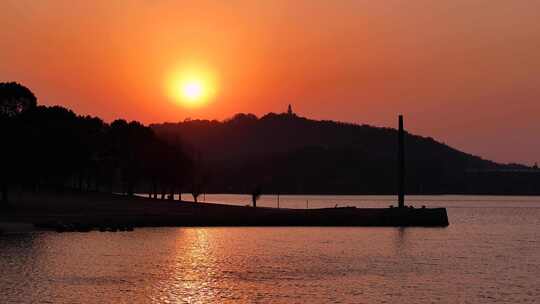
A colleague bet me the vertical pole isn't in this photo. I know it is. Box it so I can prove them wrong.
[277,193,280,208]
[398,115,405,208]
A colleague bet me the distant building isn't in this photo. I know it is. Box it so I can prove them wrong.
[287,104,294,116]
[534,162,539,170]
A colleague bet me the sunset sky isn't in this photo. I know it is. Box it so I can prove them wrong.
[1,0,539,164]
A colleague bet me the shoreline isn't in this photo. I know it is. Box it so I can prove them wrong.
[0,191,449,231]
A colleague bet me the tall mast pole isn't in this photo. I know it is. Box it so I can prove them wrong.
[398,115,405,208]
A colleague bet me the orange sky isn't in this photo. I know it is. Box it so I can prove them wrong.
[1,0,539,164]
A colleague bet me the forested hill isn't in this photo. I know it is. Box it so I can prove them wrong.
[152,112,540,195]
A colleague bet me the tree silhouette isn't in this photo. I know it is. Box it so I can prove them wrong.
[0,82,38,206]
[0,82,37,118]
[0,82,195,208]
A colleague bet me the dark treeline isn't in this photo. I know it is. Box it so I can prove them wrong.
[153,110,540,195]
[0,82,193,206]
[2,82,539,206]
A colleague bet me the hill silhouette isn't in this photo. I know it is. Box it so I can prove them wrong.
[2,82,537,201]
[152,111,540,195]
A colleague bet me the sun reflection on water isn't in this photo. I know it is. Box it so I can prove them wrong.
[152,228,237,304]
[2,205,540,304]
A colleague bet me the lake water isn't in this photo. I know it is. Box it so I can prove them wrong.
[1,195,540,303]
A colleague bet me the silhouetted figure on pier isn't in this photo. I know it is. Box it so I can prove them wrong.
[191,185,201,203]
[252,186,262,207]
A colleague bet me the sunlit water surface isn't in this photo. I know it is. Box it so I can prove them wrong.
[1,195,540,303]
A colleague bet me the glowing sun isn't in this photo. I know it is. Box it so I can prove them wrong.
[181,81,204,102]
[167,66,217,108]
